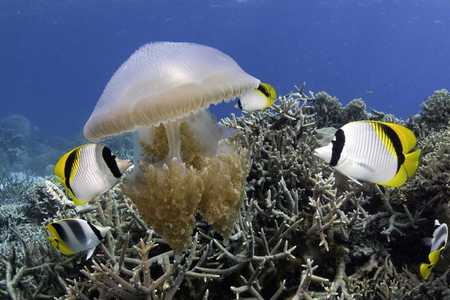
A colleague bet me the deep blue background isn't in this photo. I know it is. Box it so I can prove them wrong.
[1,0,449,135]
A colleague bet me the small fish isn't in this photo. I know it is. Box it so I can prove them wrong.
[420,220,448,280]
[54,144,131,205]
[314,120,420,187]
[237,82,277,112]
[47,218,111,259]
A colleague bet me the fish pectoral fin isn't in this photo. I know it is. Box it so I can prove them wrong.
[355,161,376,172]
[403,149,421,178]
[419,262,433,280]
[345,175,363,186]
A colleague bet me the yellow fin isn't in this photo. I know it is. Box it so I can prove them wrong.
[403,149,421,178]
[420,262,433,280]
[47,224,76,256]
[379,122,417,153]
[380,166,408,188]
[72,197,88,206]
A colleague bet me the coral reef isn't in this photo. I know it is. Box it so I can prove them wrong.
[409,89,450,136]
[1,87,450,299]
[0,114,77,176]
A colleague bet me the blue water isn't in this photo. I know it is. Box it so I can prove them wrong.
[1,0,449,136]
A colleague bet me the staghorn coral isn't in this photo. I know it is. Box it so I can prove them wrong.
[2,88,450,299]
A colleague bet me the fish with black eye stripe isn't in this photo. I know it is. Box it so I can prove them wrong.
[314,120,421,187]
[420,220,448,280]
[54,144,131,206]
[237,82,277,111]
[47,218,110,259]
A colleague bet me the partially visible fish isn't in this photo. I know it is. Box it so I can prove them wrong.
[54,144,131,205]
[420,220,448,280]
[238,82,277,112]
[47,218,111,260]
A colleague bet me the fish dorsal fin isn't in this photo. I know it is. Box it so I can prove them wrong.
[379,122,417,153]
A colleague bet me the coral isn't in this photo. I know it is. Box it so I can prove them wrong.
[409,89,450,136]
[2,88,450,299]
[0,114,76,176]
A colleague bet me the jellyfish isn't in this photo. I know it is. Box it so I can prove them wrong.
[83,42,267,250]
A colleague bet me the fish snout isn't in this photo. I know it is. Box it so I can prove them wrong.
[116,159,132,173]
[314,145,332,164]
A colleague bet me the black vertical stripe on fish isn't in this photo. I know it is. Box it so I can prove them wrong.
[102,146,122,178]
[52,223,69,244]
[257,84,270,98]
[379,123,404,172]
[65,149,78,195]
[88,221,104,240]
[65,219,87,244]
[237,99,243,110]
[330,129,345,167]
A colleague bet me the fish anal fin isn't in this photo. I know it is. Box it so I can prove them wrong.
[380,167,408,188]
[403,149,421,178]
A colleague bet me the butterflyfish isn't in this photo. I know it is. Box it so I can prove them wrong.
[314,120,420,187]
[237,82,277,112]
[54,144,131,205]
[420,220,448,280]
[47,218,111,259]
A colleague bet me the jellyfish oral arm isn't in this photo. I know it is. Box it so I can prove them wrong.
[164,118,182,162]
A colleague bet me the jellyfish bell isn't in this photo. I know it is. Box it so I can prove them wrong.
[83,42,265,250]
[83,42,261,162]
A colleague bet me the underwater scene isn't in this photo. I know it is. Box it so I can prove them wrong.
[1,1,450,299]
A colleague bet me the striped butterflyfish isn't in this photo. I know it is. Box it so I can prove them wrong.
[47,218,111,259]
[314,120,421,187]
[420,220,448,280]
[237,82,277,112]
[54,144,131,205]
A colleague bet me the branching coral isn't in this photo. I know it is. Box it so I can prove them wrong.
[2,87,450,299]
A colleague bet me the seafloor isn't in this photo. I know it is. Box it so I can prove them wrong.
[0,88,449,300]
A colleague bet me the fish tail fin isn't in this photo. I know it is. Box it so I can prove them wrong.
[419,262,433,280]
[403,148,421,178]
